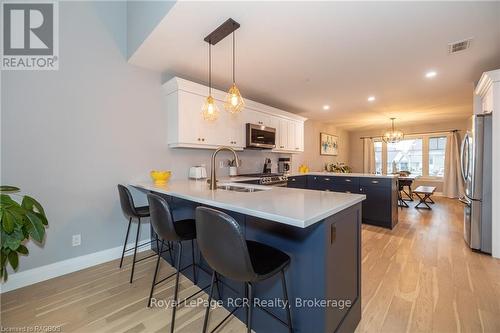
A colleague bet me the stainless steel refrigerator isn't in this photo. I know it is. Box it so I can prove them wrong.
[460,114,492,253]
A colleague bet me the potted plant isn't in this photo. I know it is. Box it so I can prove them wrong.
[0,186,48,281]
[325,162,352,173]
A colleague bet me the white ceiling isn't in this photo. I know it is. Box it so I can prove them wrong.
[129,1,500,130]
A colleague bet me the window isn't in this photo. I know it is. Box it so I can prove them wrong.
[372,133,449,178]
[387,139,423,175]
[429,136,447,177]
[374,141,383,174]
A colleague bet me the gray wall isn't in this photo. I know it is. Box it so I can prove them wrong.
[0,1,288,273]
[126,1,176,59]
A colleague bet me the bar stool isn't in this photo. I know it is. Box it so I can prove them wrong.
[195,207,293,333]
[147,193,200,333]
[118,185,170,283]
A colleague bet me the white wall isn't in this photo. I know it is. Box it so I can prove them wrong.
[0,1,290,274]
[291,120,350,172]
[489,79,500,259]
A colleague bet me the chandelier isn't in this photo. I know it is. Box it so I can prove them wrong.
[382,118,404,143]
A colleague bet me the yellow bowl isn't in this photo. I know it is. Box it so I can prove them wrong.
[150,170,171,184]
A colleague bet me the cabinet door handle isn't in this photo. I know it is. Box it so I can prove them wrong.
[371,180,379,184]
[202,138,205,142]
[291,179,296,181]
[360,188,363,192]
[197,138,201,141]
[324,178,330,181]
[345,179,351,182]
[331,224,336,244]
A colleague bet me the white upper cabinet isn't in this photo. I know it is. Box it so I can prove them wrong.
[294,121,305,152]
[163,77,306,153]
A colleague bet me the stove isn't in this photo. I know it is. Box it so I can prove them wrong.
[239,173,288,186]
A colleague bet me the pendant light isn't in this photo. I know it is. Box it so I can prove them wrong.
[382,118,404,143]
[224,31,244,113]
[202,43,219,121]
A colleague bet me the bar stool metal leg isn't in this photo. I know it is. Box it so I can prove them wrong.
[130,218,141,283]
[281,270,293,333]
[168,241,174,263]
[170,241,183,333]
[202,271,217,333]
[247,282,253,333]
[148,241,164,307]
[191,239,197,284]
[119,217,132,268]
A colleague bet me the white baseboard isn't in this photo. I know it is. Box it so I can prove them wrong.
[0,239,152,294]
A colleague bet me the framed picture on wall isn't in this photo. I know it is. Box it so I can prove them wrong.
[320,132,339,156]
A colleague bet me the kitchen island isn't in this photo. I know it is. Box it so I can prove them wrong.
[284,173,399,229]
[133,180,365,333]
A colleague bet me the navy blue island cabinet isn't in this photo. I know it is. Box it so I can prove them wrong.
[287,175,398,229]
[145,193,362,333]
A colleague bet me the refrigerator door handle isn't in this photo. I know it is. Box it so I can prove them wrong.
[460,133,469,182]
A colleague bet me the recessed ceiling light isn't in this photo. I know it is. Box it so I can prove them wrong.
[425,71,437,78]
[322,105,330,111]
[367,96,376,102]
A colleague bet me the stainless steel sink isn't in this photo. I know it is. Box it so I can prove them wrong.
[216,185,267,192]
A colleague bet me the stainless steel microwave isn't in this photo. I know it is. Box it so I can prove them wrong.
[246,123,276,149]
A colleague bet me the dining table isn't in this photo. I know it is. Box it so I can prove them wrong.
[398,174,419,207]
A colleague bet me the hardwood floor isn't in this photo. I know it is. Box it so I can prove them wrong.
[357,197,500,333]
[2,197,500,332]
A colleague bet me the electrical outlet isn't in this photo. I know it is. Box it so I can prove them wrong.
[219,161,225,168]
[72,234,81,247]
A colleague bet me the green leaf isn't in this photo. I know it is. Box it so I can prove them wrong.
[7,251,18,270]
[25,211,45,243]
[35,212,48,226]
[2,211,15,233]
[22,196,46,217]
[3,231,22,251]
[0,194,17,207]
[0,250,7,266]
[17,244,28,255]
[0,186,20,194]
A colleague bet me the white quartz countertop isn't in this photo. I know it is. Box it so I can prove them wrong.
[132,180,365,228]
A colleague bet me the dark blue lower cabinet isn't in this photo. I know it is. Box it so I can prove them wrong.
[358,178,398,229]
[325,206,361,332]
[332,177,359,193]
[306,176,322,190]
[303,175,397,229]
[287,175,307,188]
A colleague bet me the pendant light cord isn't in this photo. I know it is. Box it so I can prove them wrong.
[232,31,235,84]
[208,42,212,95]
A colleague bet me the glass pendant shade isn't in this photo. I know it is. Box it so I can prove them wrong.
[382,118,404,143]
[224,83,245,113]
[202,95,219,121]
